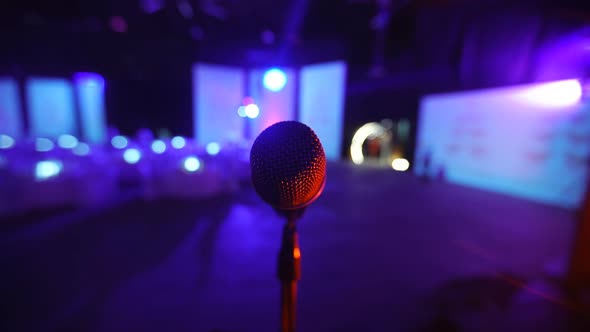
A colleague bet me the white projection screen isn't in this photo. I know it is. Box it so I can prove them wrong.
[193,64,245,145]
[27,78,77,138]
[0,78,24,138]
[248,68,296,139]
[299,61,347,160]
[415,79,590,209]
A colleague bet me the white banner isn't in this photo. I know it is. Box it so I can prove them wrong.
[415,79,590,208]
[0,78,24,138]
[299,61,347,160]
[193,64,245,145]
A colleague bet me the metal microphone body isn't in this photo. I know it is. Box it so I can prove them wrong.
[250,121,327,211]
[250,121,326,332]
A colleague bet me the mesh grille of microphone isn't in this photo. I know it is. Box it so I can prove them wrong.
[250,121,326,210]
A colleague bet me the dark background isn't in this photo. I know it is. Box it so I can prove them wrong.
[1,0,589,158]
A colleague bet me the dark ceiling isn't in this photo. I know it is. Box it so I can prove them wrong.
[0,0,589,143]
[1,0,589,77]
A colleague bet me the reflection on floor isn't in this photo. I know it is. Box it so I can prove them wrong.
[1,162,588,332]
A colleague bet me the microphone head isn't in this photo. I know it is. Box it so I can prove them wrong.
[250,121,326,211]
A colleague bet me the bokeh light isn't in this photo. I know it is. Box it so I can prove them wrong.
[123,148,142,164]
[523,79,582,107]
[35,160,63,181]
[350,122,385,165]
[245,104,260,119]
[206,142,221,155]
[72,142,90,156]
[35,138,55,152]
[58,134,79,149]
[171,136,186,149]
[0,134,15,149]
[237,106,247,117]
[151,140,166,154]
[183,156,201,172]
[263,68,287,92]
[109,16,128,33]
[391,158,410,171]
[111,135,128,149]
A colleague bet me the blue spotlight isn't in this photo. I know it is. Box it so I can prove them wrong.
[263,68,287,92]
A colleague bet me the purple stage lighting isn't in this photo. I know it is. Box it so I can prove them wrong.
[177,0,193,19]
[109,16,128,33]
[141,0,164,14]
[261,30,275,45]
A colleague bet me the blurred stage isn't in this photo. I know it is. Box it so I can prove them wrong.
[1,162,588,332]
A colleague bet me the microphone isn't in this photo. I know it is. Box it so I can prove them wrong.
[249,121,326,332]
[250,121,327,212]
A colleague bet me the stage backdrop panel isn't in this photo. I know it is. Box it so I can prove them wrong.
[415,79,590,209]
[299,61,347,160]
[248,68,296,139]
[74,73,107,144]
[0,78,24,138]
[193,64,245,145]
[27,78,77,138]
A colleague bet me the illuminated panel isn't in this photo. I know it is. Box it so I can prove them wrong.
[299,61,347,160]
[248,68,296,139]
[0,78,24,138]
[27,78,77,138]
[193,64,245,145]
[74,73,107,144]
[415,79,589,209]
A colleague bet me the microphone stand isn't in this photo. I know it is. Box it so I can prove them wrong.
[277,209,304,332]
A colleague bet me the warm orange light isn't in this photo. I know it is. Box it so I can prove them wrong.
[293,247,301,259]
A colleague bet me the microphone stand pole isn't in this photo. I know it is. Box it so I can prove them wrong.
[277,209,303,332]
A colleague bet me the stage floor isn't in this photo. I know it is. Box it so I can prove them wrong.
[1,162,588,331]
